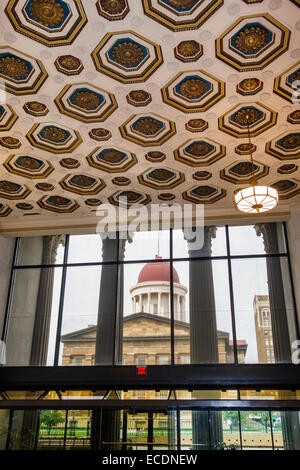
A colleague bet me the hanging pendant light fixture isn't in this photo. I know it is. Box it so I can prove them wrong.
[234,115,278,214]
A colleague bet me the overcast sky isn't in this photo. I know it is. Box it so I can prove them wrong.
[47,225,268,365]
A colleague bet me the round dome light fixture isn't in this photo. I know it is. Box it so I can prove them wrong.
[234,184,278,214]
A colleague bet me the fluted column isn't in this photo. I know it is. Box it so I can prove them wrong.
[22,236,64,448]
[95,236,125,365]
[94,235,126,450]
[280,412,300,450]
[286,206,300,322]
[188,226,218,363]
[176,295,180,321]
[30,235,65,365]
[182,296,186,322]
[255,223,300,450]
[187,227,222,449]
[255,223,291,362]
[167,411,176,450]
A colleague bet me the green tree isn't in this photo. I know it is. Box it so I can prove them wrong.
[223,411,247,426]
[224,411,270,432]
[252,411,270,432]
[40,410,65,435]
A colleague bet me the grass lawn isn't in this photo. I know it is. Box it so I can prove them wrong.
[39,427,89,437]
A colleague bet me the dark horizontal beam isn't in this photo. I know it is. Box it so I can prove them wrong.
[13,252,289,270]
[0,364,300,390]
[0,399,300,411]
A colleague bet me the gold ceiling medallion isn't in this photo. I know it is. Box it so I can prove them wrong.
[266,131,300,160]
[26,122,82,154]
[216,14,290,71]
[237,78,263,96]
[0,46,47,95]
[0,136,21,149]
[183,184,226,204]
[29,0,65,27]
[174,138,226,167]
[96,0,129,20]
[219,102,277,138]
[120,113,176,147]
[274,61,300,103]
[5,0,87,47]
[91,31,162,84]
[162,70,225,113]
[142,0,223,32]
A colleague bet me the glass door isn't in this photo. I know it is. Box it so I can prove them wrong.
[126,411,149,450]
[123,410,177,450]
[152,411,177,450]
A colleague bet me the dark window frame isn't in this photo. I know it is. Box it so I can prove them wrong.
[1,223,299,389]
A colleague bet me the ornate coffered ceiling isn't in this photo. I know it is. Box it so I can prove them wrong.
[0,0,299,234]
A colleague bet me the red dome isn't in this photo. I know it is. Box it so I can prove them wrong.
[138,255,180,283]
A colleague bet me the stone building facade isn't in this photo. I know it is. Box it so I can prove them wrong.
[62,259,247,365]
[254,295,274,363]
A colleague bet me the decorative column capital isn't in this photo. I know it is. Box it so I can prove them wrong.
[43,234,65,264]
[99,233,129,261]
[188,226,216,257]
[99,235,118,262]
[255,223,278,254]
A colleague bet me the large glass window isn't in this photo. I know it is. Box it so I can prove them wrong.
[59,266,101,366]
[5,267,63,366]
[121,260,171,366]
[2,223,298,366]
[1,407,299,451]
[173,259,234,364]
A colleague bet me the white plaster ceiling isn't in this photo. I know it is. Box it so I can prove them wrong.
[0,0,299,235]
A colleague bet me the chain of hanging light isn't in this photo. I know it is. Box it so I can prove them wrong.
[234,115,278,214]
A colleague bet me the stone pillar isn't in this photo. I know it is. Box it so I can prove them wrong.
[94,235,126,450]
[182,296,186,322]
[255,223,291,362]
[20,236,64,447]
[141,294,145,312]
[167,411,176,450]
[5,238,42,366]
[176,295,180,321]
[158,292,161,315]
[30,235,65,365]
[174,294,177,320]
[187,226,222,449]
[281,412,300,450]
[255,223,300,450]
[94,236,125,365]
[5,235,64,366]
[286,206,300,325]
[98,409,122,450]
[188,226,219,363]
[0,409,10,449]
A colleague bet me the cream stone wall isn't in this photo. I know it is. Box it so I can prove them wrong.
[62,316,241,365]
